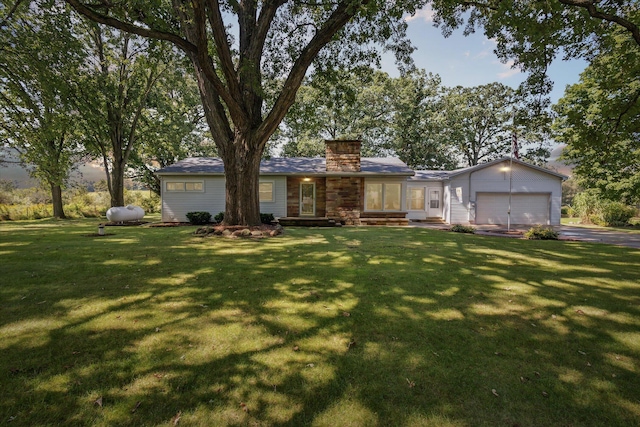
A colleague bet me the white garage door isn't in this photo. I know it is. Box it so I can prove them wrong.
[476,193,550,225]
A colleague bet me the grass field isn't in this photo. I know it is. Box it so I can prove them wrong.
[1,219,639,426]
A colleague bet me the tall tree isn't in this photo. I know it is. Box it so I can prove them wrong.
[75,23,177,207]
[65,0,426,225]
[128,69,215,195]
[438,83,516,166]
[436,82,552,167]
[279,68,394,157]
[0,1,83,218]
[386,70,455,169]
[554,32,640,204]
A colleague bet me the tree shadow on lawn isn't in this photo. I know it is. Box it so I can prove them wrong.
[1,224,639,426]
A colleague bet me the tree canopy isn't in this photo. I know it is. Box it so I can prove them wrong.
[65,0,427,225]
[0,1,84,218]
[554,31,640,204]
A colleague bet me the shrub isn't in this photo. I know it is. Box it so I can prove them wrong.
[450,224,475,234]
[186,211,212,225]
[573,190,636,226]
[139,193,160,214]
[260,213,275,224]
[214,212,224,223]
[524,226,559,240]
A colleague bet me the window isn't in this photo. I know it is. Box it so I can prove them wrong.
[365,182,403,211]
[384,184,401,210]
[259,181,274,202]
[166,182,184,192]
[408,187,425,210]
[185,182,203,191]
[365,183,383,210]
[165,181,204,192]
[430,190,440,209]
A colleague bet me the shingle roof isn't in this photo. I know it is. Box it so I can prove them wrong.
[156,157,414,176]
[409,170,452,181]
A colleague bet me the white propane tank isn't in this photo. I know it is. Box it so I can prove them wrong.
[106,205,145,222]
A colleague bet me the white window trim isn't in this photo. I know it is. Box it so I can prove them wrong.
[259,180,275,203]
[407,187,426,211]
[365,181,404,212]
[165,180,204,192]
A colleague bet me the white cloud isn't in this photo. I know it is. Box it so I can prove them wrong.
[406,5,435,23]
[464,51,470,57]
[497,60,521,79]
[474,50,490,59]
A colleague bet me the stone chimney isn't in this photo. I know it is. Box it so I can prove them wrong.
[325,140,361,172]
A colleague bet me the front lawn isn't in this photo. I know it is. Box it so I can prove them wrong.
[1,219,639,426]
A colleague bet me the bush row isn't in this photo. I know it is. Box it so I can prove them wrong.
[572,190,637,226]
[0,189,160,221]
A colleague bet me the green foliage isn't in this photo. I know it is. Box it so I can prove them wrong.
[593,203,637,227]
[554,31,640,205]
[450,224,476,233]
[573,190,637,226]
[214,212,225,223]
[439,82,552,167]
[260,213,275,224]
[186,211,212,225]
[124,190,160,214]
[524,226,559,240]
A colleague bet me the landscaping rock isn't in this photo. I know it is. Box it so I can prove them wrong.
[251,230,263,237]
[222,229,232,237]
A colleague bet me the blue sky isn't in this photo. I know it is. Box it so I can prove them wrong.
[381,7,587,104]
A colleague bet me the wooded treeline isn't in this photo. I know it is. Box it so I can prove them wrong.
[1,1,638,222]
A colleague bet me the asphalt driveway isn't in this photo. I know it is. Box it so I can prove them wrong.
[410,221,640,249]
[557,225,640,249]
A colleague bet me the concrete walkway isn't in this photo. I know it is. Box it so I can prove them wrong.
[409,221,640,249]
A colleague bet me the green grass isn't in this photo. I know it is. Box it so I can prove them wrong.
[1,219,639,426]
[561,217,640,234]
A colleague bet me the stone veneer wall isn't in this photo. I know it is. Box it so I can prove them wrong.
[286,177,326,217]
[325,140,361,172]
[326,177,363,225]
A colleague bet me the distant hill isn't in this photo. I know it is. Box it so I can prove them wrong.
[1,148,107,188]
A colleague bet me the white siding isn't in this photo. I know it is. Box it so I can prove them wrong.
[259,176,287,218]
[448,177,470,224]
[161,176,225,222]
[463,161,563,225]
[161,175,287,222]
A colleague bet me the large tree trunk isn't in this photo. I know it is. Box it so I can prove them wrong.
[50,183,66,219]
[109,160,126,207]
[220,134,263,226]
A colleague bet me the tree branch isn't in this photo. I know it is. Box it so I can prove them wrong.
[0,0,26,29]
[258,0,363,144]
[558,0,640,46]
[65,0,197,54]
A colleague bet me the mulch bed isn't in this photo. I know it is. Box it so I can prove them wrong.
[195,223,283,238]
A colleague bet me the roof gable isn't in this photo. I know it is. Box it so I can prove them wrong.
[447,157,567,180]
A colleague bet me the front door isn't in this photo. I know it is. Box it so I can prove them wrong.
[300,182,316,216]
[428,189,441,217]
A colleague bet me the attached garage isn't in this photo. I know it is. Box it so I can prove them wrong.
[476,193,550,225]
